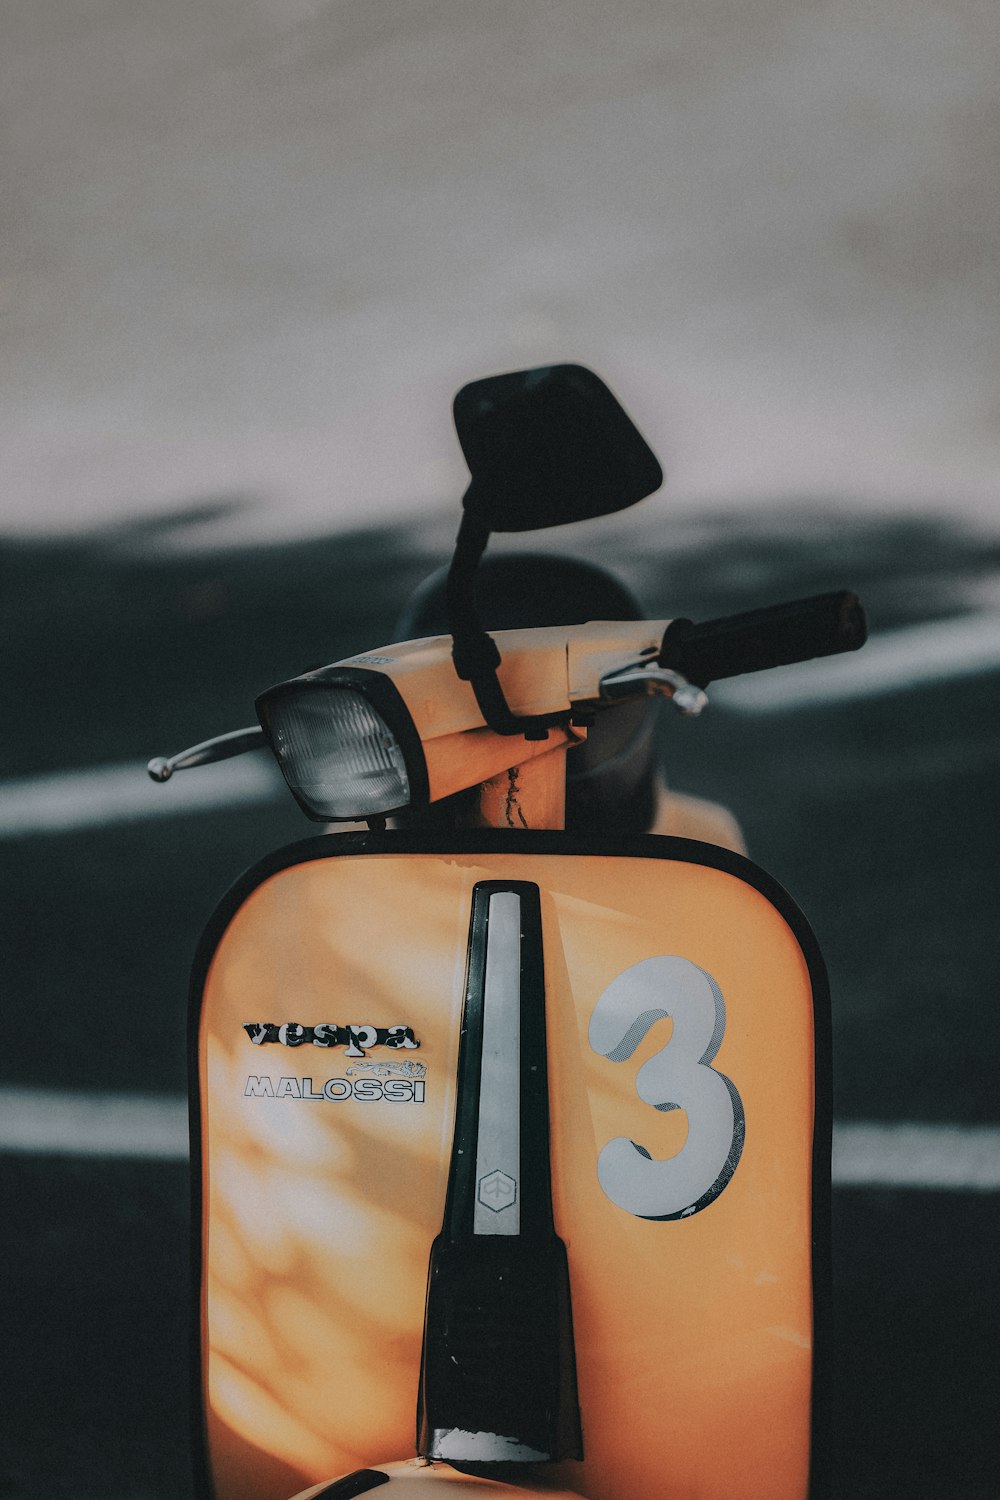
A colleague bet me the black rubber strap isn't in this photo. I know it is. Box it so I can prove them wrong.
[446,507,569,739]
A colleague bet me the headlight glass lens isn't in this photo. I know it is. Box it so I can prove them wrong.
[268,688,411,819]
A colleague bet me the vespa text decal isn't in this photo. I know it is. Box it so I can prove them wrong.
[243,1028,425,1104]
[244,1021,419,1056]
[589,956,745,1221]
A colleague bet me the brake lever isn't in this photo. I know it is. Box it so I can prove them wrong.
[147,726,267,782]
[598,661,708,716]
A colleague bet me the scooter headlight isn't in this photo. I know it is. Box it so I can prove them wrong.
[256,669,427,822]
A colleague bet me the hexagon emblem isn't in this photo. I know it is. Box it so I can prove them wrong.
[478,1169,517,1212]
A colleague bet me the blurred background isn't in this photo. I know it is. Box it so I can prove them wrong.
[1,3,998,1498]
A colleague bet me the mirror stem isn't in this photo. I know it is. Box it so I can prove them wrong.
[446,508,497,676]
[445,501,564,741]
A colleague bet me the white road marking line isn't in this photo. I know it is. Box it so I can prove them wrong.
[1,1088,997,1190]
[712,611,1000,712]
[0,754,280,837]
[831,1121,1000,1192]
[0,1089,189,1159]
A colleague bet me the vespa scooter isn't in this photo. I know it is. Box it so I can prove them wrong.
[150,365,865,1500]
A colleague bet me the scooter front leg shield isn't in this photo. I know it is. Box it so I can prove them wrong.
[190,831,830,1500]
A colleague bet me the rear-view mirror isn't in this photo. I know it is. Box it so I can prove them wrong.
[453,364,663,533]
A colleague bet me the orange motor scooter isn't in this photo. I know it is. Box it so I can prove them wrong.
[150,366,865,1500]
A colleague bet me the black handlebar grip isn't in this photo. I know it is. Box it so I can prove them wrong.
[659,591,867,688]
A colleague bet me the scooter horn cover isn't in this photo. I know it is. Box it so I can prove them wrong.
[190,830,829,1500]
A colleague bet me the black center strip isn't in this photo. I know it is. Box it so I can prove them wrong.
[416,881,582,1465]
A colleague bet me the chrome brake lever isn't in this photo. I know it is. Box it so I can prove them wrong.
[598,662,709,717]
[147,726,267,782]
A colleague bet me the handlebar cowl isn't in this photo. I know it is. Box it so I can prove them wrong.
[659,591,867,688]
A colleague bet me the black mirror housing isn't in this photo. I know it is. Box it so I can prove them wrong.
[453,364,663,533]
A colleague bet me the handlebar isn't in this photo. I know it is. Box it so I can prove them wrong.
[658,591,867,688]
[149,591,868,792]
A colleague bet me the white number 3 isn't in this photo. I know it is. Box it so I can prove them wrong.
[589,956,745,1220]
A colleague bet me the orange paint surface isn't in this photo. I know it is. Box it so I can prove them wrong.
[197,848,816,1500]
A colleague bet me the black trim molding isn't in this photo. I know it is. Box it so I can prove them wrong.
[417,881,582,1463]
[308,1471,390,1499]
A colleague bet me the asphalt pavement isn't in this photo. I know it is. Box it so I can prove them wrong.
[1,505,997,1499]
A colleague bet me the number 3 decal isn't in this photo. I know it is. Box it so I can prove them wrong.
[589,956,745,1220]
